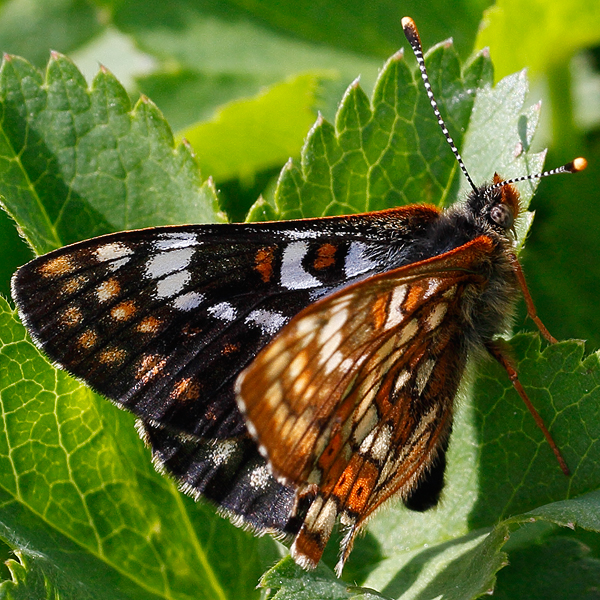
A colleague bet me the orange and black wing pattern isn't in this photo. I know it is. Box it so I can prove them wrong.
[237,235,497,573]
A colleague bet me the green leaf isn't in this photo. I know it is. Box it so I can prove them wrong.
[223,0,489,60]
[112,0,491,121]
[476,0,600,80]
[259,557,386,600]
[274,42,493,220]
[0,296,278,600]
[0,0,102,68]
[113,0,377,78]
[176,72,325,185]
[112,0,382,125]
[521,490,600,531]
[137,68,278,132]
[0,209,29,299]
[0,550,93,600]
[493,527,600,599]
[69,26,158,93]
[0,53,221,256]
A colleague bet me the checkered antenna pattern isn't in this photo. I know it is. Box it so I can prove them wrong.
[490,157,588,190]
[401,16,478,193]
[402,16,587,195]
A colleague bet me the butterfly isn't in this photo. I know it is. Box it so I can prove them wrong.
[10,16,586,576]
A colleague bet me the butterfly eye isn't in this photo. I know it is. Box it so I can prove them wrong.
[489,204,514,229]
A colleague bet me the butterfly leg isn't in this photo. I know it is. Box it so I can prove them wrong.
[486,340,570,475]
[509,253,557,344]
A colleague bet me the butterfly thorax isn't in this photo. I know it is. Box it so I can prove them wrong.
[429,180,521,354]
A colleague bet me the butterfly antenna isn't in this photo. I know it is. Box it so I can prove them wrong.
[402,16,478,193]
[402,17,588,192]
[490,157,588,190]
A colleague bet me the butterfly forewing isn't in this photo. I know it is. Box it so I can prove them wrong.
[12,209,442,440]
[11,206,457,540]
[141,421,304,536]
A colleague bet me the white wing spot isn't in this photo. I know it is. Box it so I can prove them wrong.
[393,369,411,394]
[288,351,310,380]
[209,440,237,466]
[156,271,191,299]
[314,497,338,537]
[385,285,408,329]
[249,465,271,490]
[145,247,195,279]
[172,291,205,311]
[283,229,318,240]
[359,429,376,454]
[264,380,284,407]
[425,302,448,331]
[295,314,320,337]
[397,318,418,346]
[344,242,377,277]
[415,358,436,395]
[107,257,131,272]
[95,242,133,262]
[308,468,322,484]
[303,495,323,529]
[323,350,344,375]
[245,309,288,335]
[370,424,392,462]
[340,357,354,372]
[270,403,290,431]
[280,241,320,290]
[410,404,439,441]
[153,233,200,250]
[353,404,378,447]
[319,331,342,367]
[318,307,348,346]
[207,302,237,322]
[424,278,442,299]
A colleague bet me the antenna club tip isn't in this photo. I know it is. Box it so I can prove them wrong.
[401,16,420,43]
[571,157,587,172]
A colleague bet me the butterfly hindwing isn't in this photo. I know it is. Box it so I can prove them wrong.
[237,236,497,570]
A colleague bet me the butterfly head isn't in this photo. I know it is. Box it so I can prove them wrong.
[470,174,520,234]
[468,157,587,236]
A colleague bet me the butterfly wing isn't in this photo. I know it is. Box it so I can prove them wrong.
[11,208,440,534]
[140,421,305,536]
[12,211,428,437]
[237,235,496,571]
